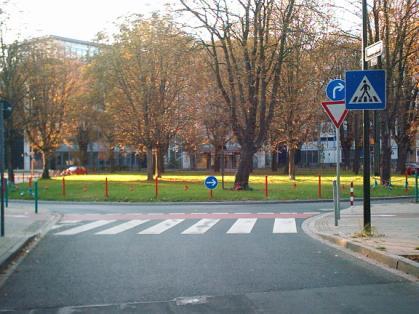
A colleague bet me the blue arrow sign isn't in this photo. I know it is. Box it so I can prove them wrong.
[326,79,345,101]
[204,176,218,190]
[345,70,386,110]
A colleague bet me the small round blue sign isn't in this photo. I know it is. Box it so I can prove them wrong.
[204,176,218,190]
[326,79,345,101]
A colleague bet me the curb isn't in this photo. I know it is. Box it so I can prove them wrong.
[10,195,415,207]
[302,212,419,279]
[0,213,61,272]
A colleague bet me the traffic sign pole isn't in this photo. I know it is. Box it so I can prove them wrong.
[336,126,340,221]
[362,0,371,233]
[0,101,4,237]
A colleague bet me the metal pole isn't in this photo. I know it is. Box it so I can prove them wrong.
[0,102,4,236]
[362,0,371,232]
[333,180,338,226]
[5,178,8,208]
[34,180,38,214]
[336,126,341,220]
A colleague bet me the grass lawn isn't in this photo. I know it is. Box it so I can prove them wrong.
[9,170,416,202]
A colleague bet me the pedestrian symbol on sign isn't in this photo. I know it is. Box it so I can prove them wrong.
[349,76,382,104]
[345,70,386,110]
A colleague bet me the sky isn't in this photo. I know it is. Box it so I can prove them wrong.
[3,0,178,42]
[2,0,359,43]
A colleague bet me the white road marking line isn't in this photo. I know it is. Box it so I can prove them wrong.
[181,219,220,234]
[59,220,80,224]
[96,220,149,235]
[226,219,257,234]
[273,218,297,233]
[55,220,115,235]
[138,219,184,235]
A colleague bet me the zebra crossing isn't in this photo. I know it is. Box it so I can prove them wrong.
[52,212,319,236]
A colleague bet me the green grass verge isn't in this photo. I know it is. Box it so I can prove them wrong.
[8,170,415,202]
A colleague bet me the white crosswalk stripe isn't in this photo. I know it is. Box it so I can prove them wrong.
[138,219,184,235]
[226,218,257,234]
[55,220,116,235]
[181,219,220,234]
[273,218,297,233]
[53,218,300,236]
[96,220,149,235]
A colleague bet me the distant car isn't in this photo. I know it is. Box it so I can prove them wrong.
[61,166,88,176]
[406,163,418,176]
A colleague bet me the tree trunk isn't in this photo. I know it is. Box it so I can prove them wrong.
[146,147,154,181]
[41,151,50,179]
[395,138,409,174]
[288,148,296,180]
[78,141,89,167]
[213,147,220,172]
[234,145,254,190]
[271,147,278,172]
[5,135,15,184]
[108,149,116,173]
[341,143,351,171]
[380,132,392,185]
[191,153,196,170]
[353,114,361,174]
[155,147,164,178]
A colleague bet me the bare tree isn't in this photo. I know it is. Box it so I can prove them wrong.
[368,0,418,181]
[181,0,297,189]
[0,39,27,183]
[94,14,195,180]
[22,44,80,179]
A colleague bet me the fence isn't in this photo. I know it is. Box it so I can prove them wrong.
[7,172,418,204]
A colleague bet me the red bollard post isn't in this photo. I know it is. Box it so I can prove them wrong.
[350,181,354,206]
[318,175,322,198]
[62,177,66,196]
[265,175,268,198]
[105,177,109,198]
[155,176,159,198]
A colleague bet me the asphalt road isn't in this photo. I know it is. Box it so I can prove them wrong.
[0,200,418,313]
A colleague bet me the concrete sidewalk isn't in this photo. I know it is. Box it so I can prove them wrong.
[0,203,60,271]
[304,202,419,279]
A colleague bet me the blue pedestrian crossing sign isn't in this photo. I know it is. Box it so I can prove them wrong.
[345,70,386,110]
[326,79,345,101]
[204,176,218,190]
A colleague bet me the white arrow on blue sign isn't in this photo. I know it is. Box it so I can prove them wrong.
[326,79,345,101]
[345,70,386,110]
[204,176,218,190]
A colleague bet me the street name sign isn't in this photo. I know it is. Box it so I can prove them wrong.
[345,70,386,110]
[321,100,348,128]
[365,40,383,61]
[204,176,218,190]
[326,79,345,101]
